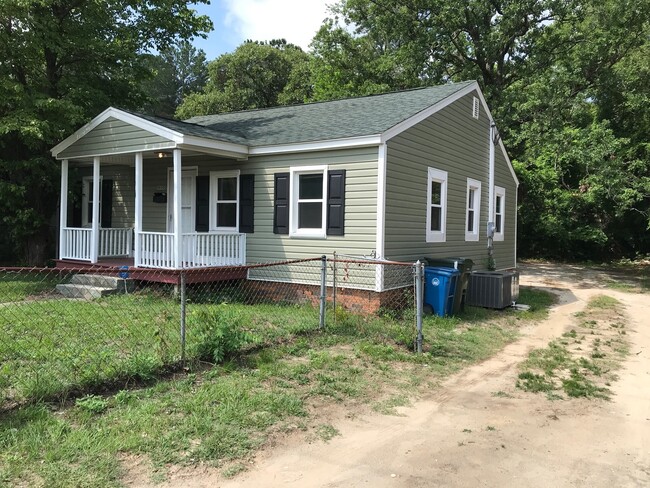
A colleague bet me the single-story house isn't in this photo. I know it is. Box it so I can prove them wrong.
[51,80,518,294]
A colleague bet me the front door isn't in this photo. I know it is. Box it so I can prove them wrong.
[167,168,197,233]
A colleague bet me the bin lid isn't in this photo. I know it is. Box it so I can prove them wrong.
[424,266,460,276]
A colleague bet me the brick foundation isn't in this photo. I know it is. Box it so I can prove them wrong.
[243,280,411,314]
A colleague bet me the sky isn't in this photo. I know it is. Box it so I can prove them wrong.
[192,0,334,61]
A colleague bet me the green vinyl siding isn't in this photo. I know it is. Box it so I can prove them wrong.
[493,147,518,269]
[137,147,379,262]
[58,117,175,159]
[384,90,516,270]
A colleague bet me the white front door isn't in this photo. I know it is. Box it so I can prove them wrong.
[167,168,197,233]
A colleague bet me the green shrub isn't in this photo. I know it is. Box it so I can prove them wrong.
[188,305,252,363]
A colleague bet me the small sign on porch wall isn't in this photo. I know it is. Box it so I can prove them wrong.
[153,192,167,203]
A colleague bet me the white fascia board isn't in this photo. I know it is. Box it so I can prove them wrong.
[473,89,520,187]
[51,107,185,158]
[380,82,480,143]
[179,136,249,158]
[249,135,382,155]
[55,142,178,161]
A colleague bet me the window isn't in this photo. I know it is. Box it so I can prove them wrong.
[210,170,239,231]
[465,178,481,241]
[81,176,102,227]
[472,96,480,119]
[289,166,327,237]
[426,168,448,243]
[494,186,505,241]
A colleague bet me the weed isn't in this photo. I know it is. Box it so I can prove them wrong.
[315,424,340,442]
[491,390,514,398]
[188,305,254,363]
[588,295,620,310]
[516,372,555,393]
[75,395,109,414]
[562,370,609,399]
[486,425,496,431]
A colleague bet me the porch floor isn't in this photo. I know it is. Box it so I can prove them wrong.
[54,258,249,284]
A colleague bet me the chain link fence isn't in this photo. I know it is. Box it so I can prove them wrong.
[0,257,421,409]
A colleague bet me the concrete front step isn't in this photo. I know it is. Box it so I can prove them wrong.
[69,274,134,292]
[55,283,120,300]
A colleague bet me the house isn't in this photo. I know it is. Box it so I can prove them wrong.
[50,80,518,296]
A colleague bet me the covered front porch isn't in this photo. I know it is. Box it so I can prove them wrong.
[52,108,251,270]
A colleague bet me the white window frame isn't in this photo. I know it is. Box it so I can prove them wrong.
[465,178,482,242]
[472,96,480,119]
[289,165,328,238]
[81,176,102,228]
[426,167,447,243]
[209,170,240,232]
[494,185,505,241]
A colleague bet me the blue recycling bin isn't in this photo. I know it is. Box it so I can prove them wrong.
[424,267,460,317]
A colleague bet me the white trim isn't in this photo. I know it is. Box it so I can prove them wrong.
[465,177,481,242]
[81,175,103,227]
[166,165,198,234]
[514,184,518,267]
[209,170,240,232]
[472,97,480,119]
[375,143,387,259]
[494,186,505,241]
[180,137,248,156]
[375,144,387,291]
[381,82,479,142]
[426,167,448,243]
[472,90,520,187]
[250,135,381,155]
[289,165,328,238]
[51,107,184,157]
[90,157,101,263]
[134,152,143,265]
[488,122,496,235]
[59,160,68,260]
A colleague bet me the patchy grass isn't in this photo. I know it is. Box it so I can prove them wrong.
[517,294,628,400]
[0,273,61,303]
[0,285,557,486]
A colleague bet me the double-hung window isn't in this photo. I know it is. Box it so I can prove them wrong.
[426,168,447,243]
[289,165,327,238]
[465,178,481,241]
[210,170,239,231]
[494,186,505,241]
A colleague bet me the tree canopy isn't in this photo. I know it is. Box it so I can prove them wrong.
[176,39,312,119]
[0,0,211,264]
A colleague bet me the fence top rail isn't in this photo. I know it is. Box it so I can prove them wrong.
[330,258,415,267]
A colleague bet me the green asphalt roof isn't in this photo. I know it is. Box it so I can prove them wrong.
[173,81,475,147]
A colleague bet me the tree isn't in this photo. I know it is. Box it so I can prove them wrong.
[141,41,208,118]
[0,0,211,264]
[176,40,313,118]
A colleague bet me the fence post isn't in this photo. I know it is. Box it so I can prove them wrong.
[415,260,424,353]
[319,255,327,330]
[332,251,337,319]
[180,271,187,362]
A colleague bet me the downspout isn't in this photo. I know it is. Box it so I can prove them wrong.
[487,122,496,270]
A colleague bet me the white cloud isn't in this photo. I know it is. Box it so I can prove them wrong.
[221,0,333,51]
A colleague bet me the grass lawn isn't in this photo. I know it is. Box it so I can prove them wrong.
[0,286,554,487]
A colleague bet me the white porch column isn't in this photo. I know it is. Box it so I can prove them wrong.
[90,156,101,263]
[59,159,69,260]
[134,152,143,267]
[173,149,182,269]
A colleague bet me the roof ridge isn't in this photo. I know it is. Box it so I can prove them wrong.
[185,80,476,121]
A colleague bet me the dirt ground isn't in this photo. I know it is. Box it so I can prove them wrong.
[146,262,650,487]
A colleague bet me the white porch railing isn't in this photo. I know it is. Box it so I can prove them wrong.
[98,228,132,257]
[182,233,246,267]
[135,232,246,268]
[138,232,175,269]
[61,227,132,261]
[61,227,93,261]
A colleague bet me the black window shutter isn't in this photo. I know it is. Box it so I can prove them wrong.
[273,173,289,235]
[101,179,113,228]
[326,170,346,236]
[195,175,210,232]
[239,174,255,233]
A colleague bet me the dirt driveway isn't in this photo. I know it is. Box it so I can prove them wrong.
[187,262,647,488]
